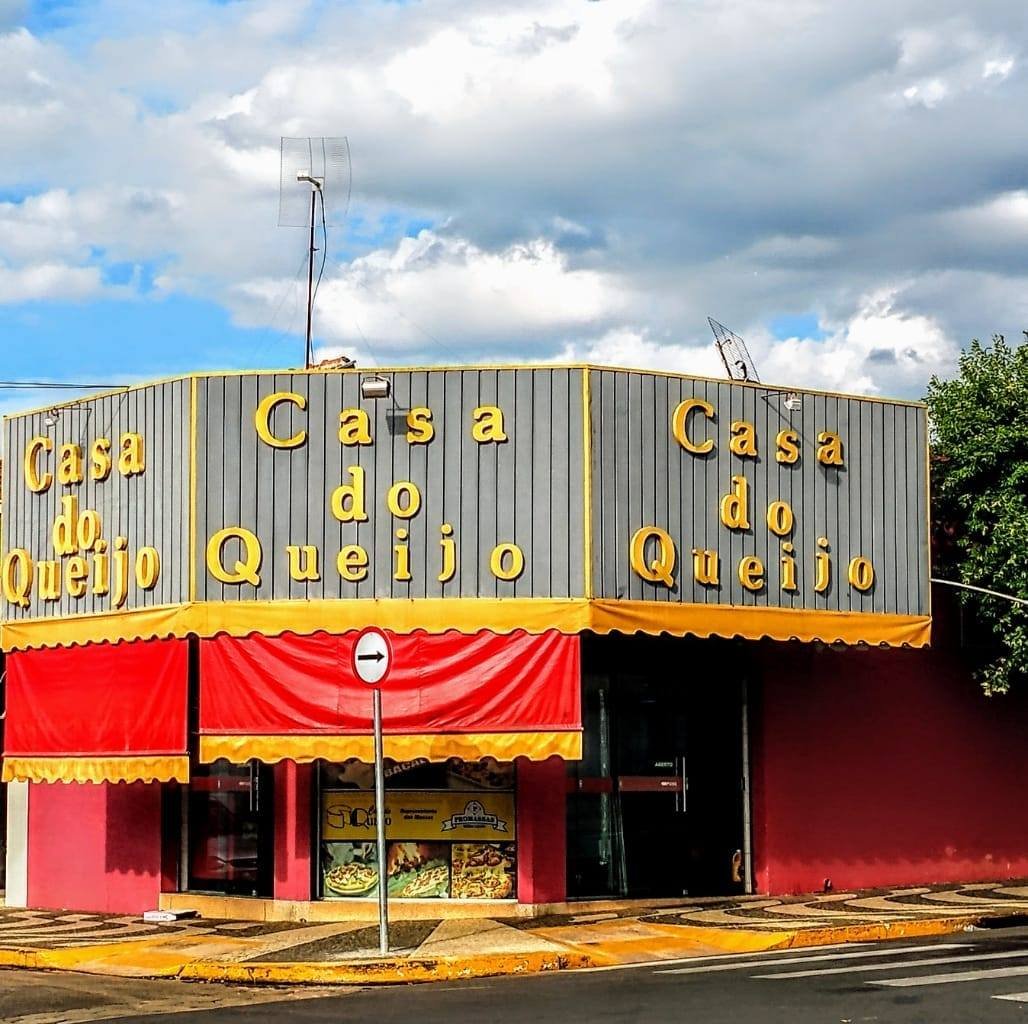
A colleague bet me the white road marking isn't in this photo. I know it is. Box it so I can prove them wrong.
[756,948,1028,980]
[876,965,1028,988]
[579,942,877,974]
[993,990,1028,1002]
[657,943,968,976]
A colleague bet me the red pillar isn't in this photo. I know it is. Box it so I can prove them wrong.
[516,756,567,905]
[274,761,313,902]
[27,781,162,914]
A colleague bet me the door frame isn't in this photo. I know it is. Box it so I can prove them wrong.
[569,635,757,900]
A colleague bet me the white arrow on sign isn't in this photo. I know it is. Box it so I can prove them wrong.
[352,628,392,685]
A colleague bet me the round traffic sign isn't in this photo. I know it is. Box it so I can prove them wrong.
[352,628,392,685]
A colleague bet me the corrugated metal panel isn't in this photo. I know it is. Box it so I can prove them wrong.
[1,367,928,625]
[588,370,929,616]
[193,368,587,602]
[0,380,190,620]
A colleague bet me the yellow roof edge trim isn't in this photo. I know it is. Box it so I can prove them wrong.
[1,598,932,652]
[200,732,582,765]
[1,755,189,785]
[4,363,926,421]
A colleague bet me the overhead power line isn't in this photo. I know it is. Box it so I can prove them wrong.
[0,381,128,391]
[932,577,1028,608]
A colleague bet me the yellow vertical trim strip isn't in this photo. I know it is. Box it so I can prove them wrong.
[924,405,932,619]
[581,368,593,599]
[188,374,198,603]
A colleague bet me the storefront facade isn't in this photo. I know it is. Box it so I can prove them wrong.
[2,364,1017,916]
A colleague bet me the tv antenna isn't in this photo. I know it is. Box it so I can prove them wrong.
[708,317,760,382]
[278,137,353,369]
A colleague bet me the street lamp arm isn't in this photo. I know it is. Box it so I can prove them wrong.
[931,577,1028,608]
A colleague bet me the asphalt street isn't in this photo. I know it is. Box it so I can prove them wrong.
[9,927,1028,1023]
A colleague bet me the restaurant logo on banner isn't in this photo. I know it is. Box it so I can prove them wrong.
[322,791,517,842]
[440,800,510,834]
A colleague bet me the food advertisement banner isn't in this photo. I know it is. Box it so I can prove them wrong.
[321,840,516,900]
[321,790,516,842]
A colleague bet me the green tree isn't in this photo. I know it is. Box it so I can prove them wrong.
[925,334,1028,693]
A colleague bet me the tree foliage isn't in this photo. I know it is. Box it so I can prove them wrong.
[925,335,1028,693]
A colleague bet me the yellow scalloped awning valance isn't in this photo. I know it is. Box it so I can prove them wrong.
[0,598,932,652]
[1,755,190,785]
[200,731,582,766]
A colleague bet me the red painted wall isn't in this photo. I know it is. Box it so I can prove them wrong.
[753,631,1028,895]
[274,761,313,902]
[516,756,567,904]
[27,781,163,914]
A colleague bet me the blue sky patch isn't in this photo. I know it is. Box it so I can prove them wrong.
[0,294,303,409]
[0,185,42,204]
[769,313,828,341]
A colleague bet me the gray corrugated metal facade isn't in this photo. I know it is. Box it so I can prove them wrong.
[2,379,191,620]
[194,368,585,602]
[1,366,929,623]
[588,370,928,616]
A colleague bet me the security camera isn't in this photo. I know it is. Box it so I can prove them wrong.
[360,375,391,400]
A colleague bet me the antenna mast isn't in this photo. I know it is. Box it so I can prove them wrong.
[708,317,760,382]
[303,180,319,368]
[278,137,352,369]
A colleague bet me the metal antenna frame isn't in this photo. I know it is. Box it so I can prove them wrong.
[297,175,323,369]
[279,138,352,369]
[708,317,760,383]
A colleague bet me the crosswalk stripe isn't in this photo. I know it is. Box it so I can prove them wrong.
[645,941,874,965]
[581,942,881,974]
[877,965,1028,988]
[756,948,1028,980]
[655,944,967,976]
[665,941,877,964]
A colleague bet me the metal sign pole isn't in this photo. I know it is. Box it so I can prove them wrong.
[352,627,393,957]
[372,686,389,955]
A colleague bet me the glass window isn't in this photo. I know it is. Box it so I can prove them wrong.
[318,758,516,901]
[187,761,274,897]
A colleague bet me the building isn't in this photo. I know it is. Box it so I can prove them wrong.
[1,364,1026,918]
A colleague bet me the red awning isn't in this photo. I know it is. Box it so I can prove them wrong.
[1,638,189,784]
[199,629,582,764]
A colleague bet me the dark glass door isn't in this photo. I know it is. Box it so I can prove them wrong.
[567,636,748,899]
[614,676,690,897]
[188,761,274,896]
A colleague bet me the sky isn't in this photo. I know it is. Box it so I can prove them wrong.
[1,0,1026,419]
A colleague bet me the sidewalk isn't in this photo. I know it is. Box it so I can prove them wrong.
[3,881,1028,985]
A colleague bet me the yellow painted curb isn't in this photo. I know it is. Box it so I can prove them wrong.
[655,917,980,958]
[545,917,981,967]
[0,915,978,985]
[0,942,191,978]
[776,916,980,950]
[179,951,598,985]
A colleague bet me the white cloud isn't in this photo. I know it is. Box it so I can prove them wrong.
[0,0,1026,397]
[557,328,726,380]
[236,229,627,358]
[902,78,949,107]
[756,289,959,395]
[0,262,105,303]
[983,56,1015,79]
